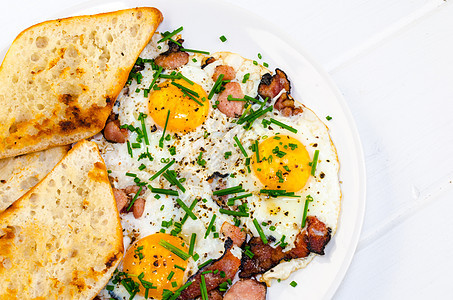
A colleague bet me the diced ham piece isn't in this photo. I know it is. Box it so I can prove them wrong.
[212,65,236,81]
[112,188,128,212]
[223,279,267,300]
[132,198,146,219]
[217,82,245,118]
[103,120,128,143]
[154,39,189,69]
[220,222,246,247]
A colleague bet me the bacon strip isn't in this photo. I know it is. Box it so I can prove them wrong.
[179,243,241,300]
[223,279,266,300]
[240,216,331,278]
[220,222,246,247]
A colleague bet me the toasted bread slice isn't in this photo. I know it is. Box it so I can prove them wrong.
[0,7,163,159]
[0,145,69,213]
[0,140,123,299]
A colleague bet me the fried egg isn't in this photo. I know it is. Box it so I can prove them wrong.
[95,32,340,299]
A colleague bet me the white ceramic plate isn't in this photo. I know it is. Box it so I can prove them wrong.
[1,0,366,299]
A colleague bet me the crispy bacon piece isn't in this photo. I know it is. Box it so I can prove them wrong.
[257,69,290,101]
[132,198,146,218]
[208,289,224,300]
[112,188,128,212]
[103,120,128,143]
[217,82,245,118]
[201,57,216,69]
[257,69,302,116]
[223,279,267,300]
[179,242,241,300]
[220,222,246,247]
[240,216,331,277]
[212,65,236,81]
[274,92,303,117]
[305,216,332,255]
[154,39,189,69]
[239,237,285,278]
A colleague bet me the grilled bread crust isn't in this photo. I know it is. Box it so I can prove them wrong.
[0,140,123,299]
[0,7,163,159]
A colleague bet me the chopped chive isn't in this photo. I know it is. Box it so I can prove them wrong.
[189,233,196,256]
[269,225,276,231]
[220,271,226,278]
[227,95,247,101]
[244,95,262,105]
[158,239,191,260]
[126,186,143,212]
[326,115,332,121]
[150,187,179,196]
[180,89,204,106]
[163,171,186,193]
[131,142,141,149]
[213,232,219,238]
[180,48,210,55]
[181,199,198,224]
[219,35,227,42]
[171,281,193,300]
[126,172,137,177]
[159,110,171,148]
[158,26,183,43]
[127,141,133,157]
[233,135,248,157]
[244,249,255,259]
[263,62,269,68]
[213,185,244,196]
[150,159,175,181]
[202,270,213,275]
[106,285,114,291]
[167,271,175,280]
[198,259,213,269]
[253,219,268,244]
[138,164,146,171]
[242,73,250,83]
[140,114,150,145]
[171,281,178,288]
[302,195,314,227]
[219,208,249,217]
[208,74,224,99]
[192,253,200,261]
[260,189,301,198]
[269,118,298,133]
[224,151,232,159]
[290,281,298,287]
[310,150,320,176]
[176,198,197,220]
[200,275,208,300]
[227,193,253,202]
[204,214,217,238]
[171,81,199,97]
[255,140,260,162]
[175,265,186,271]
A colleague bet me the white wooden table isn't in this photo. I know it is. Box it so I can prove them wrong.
[2,0,452,298]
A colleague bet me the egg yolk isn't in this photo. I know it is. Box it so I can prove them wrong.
[123,233,189,299]
[252,135,311,192]
[148,79,209,133]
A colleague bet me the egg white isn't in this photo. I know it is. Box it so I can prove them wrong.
[94,36,340,298]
